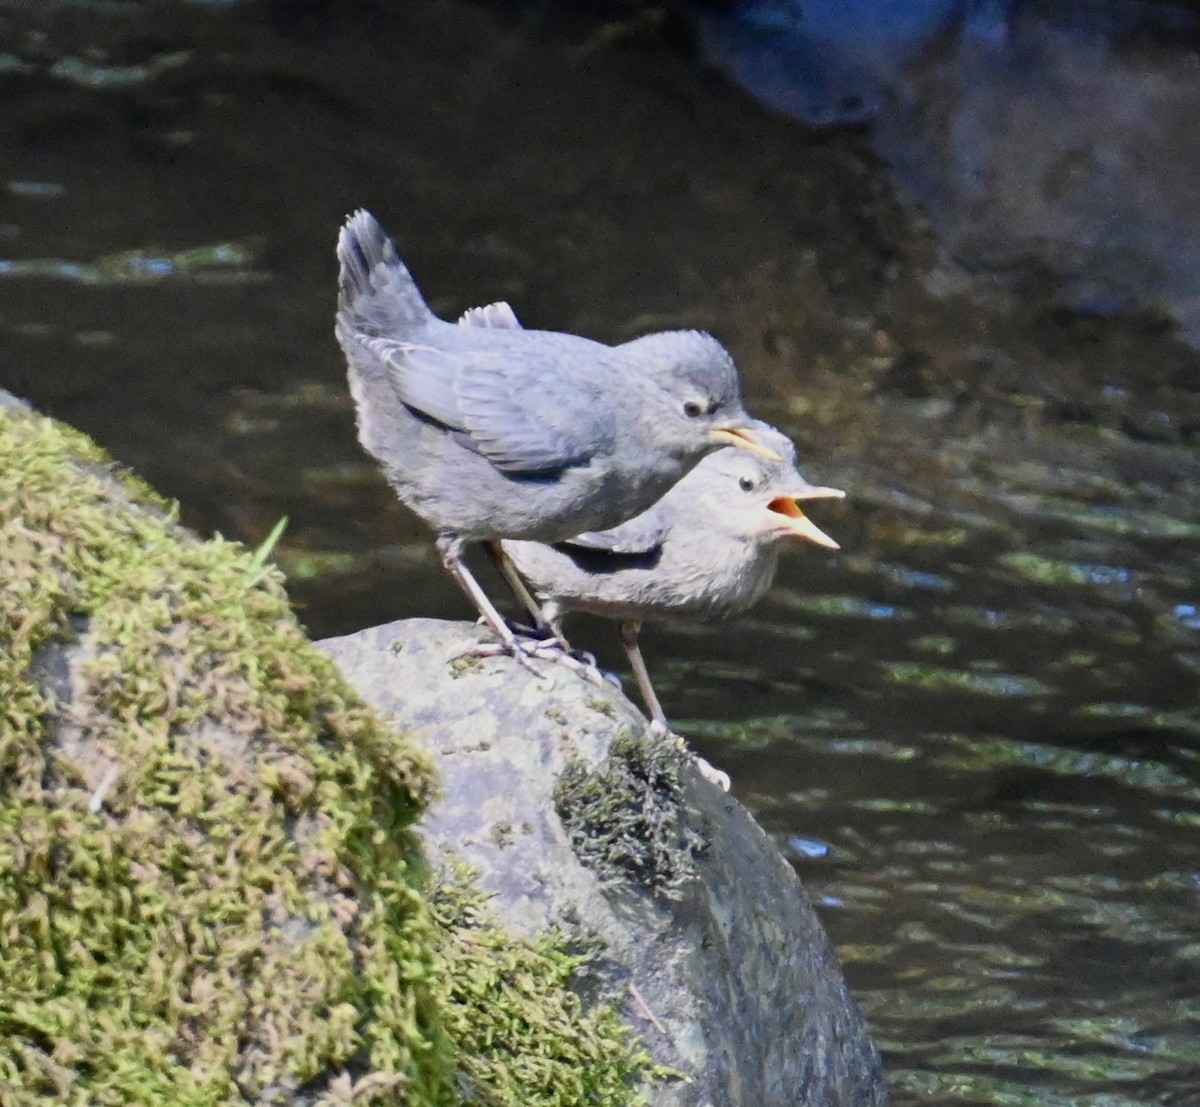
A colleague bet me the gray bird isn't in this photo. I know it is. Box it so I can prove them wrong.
[335,209,776,659]
[502,428,844,732]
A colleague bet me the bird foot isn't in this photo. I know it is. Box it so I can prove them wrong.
[467,634,613,687]
[546,646,609,688]
[466,634,551,677]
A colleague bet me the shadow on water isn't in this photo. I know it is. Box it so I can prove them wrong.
[2,0,1199,1102]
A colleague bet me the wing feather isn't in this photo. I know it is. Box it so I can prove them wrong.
[359,333,604,473]
[561,504,669,555]
[454,361,601,472]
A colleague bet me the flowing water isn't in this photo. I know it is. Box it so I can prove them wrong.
[3,1,1199,1102]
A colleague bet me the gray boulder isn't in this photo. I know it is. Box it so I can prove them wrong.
[319,619,889,1107]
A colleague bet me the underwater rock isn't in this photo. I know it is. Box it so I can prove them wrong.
[319,618,890,1107]
[696,0,965,128]
[699,0,1200,345]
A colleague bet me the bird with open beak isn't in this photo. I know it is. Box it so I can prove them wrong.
[502,424,843,758]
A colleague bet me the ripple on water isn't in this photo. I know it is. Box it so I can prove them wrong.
[727,711,1200,1105]
[932,735,1197,796]
[941,604,1079,635]
[873,561,957,592]
[1172,603,1200,631]
[7,180,66,198]
[998,551,1137,588]
[0,243,264,285]
[49,50,192,89]
[883,662,1052,698]
[994,492,1200,541]
[777,592,913,620]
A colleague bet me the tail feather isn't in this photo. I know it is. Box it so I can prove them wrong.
[336,209,433,336]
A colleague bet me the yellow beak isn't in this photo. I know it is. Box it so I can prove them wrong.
[767,497,840,549]
[711,427,783,461]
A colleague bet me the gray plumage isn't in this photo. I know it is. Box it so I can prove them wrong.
[335,209,769,546]
[502,427,844,729]
[504,429,842,624]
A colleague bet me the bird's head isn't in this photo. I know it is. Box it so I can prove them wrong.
[619,330,781,462]
[694,430,845,549]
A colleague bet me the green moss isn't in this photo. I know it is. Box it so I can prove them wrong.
[0,403,658,1106]
[0,407,449,1104]
[554,733,705,900]
[584,697,617,720]
[430,870,657,1107]
[449,655,484,678]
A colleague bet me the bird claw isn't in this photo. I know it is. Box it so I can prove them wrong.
[467,635,614,687]
[547,647,609,688]
[561,649,622,690]
[467,636,549,678]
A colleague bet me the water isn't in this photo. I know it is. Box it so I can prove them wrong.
[3,1,1199,1102]
[688,460,1200,1104]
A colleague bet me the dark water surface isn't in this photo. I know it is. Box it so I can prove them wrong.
[3,1,1200,1102]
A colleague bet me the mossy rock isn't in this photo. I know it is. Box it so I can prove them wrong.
[321,619,891,1107]
[0,395,655,1107]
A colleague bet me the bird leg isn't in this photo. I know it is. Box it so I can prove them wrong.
[617,619,730,791]
[482,540,569,647]
[480,542,610,689]
[437,534,546,676]
[440,537,604,685]
[617,620,668,729]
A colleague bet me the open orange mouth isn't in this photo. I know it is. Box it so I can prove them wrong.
[767,497,840,549]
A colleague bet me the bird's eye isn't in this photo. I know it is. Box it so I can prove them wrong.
[739,476,755,492]
[683,401,703,418]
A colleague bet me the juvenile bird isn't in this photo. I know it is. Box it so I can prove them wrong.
[503,428,844,732]
[335,210,775,660]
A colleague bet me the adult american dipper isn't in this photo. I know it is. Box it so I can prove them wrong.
[335,209,775,658]
[502,428,843,734]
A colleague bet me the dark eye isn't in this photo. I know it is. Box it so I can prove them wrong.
[683,401,703,418]
[739,476,754,492]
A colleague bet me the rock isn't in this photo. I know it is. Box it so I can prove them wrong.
[319,618,889,1107]
[875,8,1200,346]
[701,2,1200,346]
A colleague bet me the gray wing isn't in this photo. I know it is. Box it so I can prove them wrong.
[458,302,522,329]
[358,334,602,473]
[562,502,669,555]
